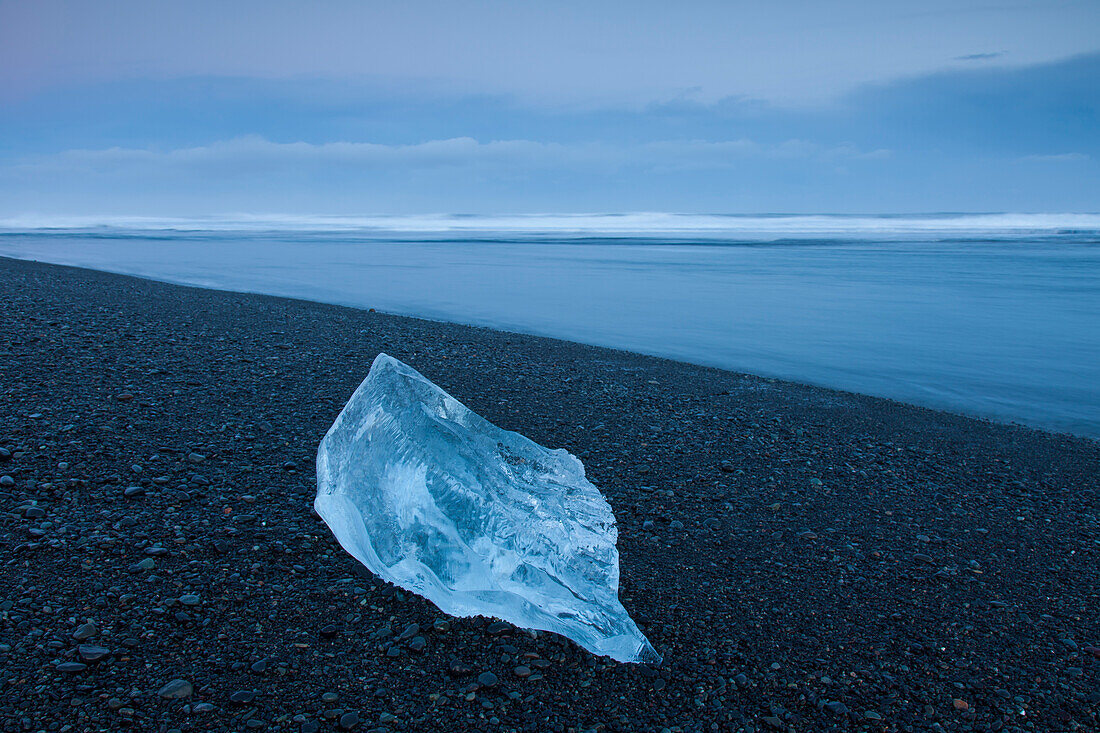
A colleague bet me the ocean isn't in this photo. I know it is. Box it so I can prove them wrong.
[2,213,1098,439]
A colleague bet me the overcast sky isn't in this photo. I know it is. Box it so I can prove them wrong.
[1,0,1097,215]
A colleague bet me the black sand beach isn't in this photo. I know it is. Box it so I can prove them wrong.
[1,256,1098,732]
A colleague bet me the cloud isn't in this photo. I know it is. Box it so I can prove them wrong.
[0,53,1096,214]
[7,135,890,178]
[1019,152,1090,162]
[4,1,1099,105]
[954,52,1006,61]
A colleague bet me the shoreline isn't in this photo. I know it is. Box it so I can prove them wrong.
[1,256,1098,731]
[1,254,1095,446]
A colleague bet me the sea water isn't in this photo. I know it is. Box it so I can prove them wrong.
[2,213,1098,438]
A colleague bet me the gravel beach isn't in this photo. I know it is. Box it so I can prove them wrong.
[1,256,1097,732]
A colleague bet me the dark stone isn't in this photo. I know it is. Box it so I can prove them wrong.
[130,557,156,572]
[72,621,97,640]
[77,644,110,662]
[158,679,194,699]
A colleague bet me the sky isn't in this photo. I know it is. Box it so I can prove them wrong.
[1,0,1097,216]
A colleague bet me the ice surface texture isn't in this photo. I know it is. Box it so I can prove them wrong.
[315,353,659,663]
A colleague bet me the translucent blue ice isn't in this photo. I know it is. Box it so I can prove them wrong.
[315,353,658,663]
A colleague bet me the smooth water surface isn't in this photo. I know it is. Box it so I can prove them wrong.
[2,213,1098,438]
